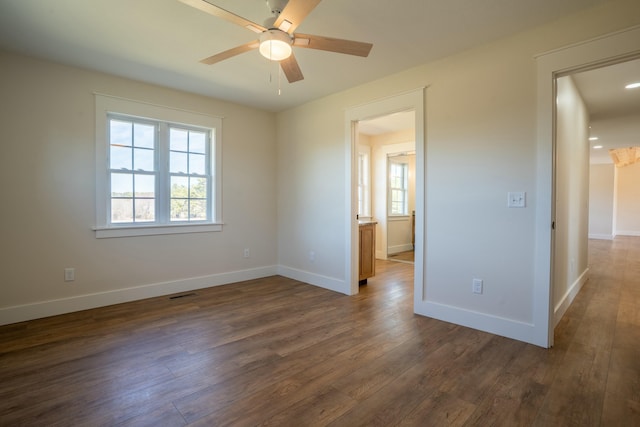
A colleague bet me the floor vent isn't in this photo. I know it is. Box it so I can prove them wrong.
[169,292,197,300]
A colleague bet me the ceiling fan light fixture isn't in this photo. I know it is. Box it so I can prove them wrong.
[259,29,293,61]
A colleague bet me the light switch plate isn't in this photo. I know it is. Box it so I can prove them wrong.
[508,191,526,208]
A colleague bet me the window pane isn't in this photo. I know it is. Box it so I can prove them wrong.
[134,174,155,197]
[135,199,155,222]
[171,199,188,221]
[110,145,132,170]
[110,120,132,147]
[102,107,216,228]
[134,123,154,148]
[190,177,207,199]
[111,173,133,197]
[134,148,154,171]
[171,176,189,198]
[170,128,188,152]
[190,132,206,154]
[190,153,206,175]
[170,151,188,173]
[111,198,133,223]
[189,199,207,220]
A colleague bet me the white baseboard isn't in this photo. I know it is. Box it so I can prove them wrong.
[415,301,542,347]
[277,265,348,295]
[554,268,589,327]
[615,230,640,237]
[0,266,278,326]
[388,243,414,255]
[588,233,614,240]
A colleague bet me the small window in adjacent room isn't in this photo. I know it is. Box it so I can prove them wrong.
[388,160,408,216]
[95,94,222,238]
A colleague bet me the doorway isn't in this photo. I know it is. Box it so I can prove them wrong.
[345,89,425,298]
[387,152,416,264]
[358,111,416,264]
[536,25,640,347]
[552,58,640,330]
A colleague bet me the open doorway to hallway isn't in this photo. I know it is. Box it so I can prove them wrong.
[552,56,640,331]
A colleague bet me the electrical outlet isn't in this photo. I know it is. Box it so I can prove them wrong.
[243,248,250,258]
[472,278,483,294]
[64,268,75,282]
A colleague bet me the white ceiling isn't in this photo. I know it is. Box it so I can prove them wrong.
[1,0,636,163]
[572,59,640,164]
[0,0,609,112]
[358,59,640,163]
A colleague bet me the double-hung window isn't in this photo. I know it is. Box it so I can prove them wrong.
[388,161,408,216]
[95,95,222,238]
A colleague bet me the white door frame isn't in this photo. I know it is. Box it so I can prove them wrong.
[535,25,640,347]
[345,88,426,299]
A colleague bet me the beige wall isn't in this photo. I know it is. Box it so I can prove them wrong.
[589,163,617,239]
[554,76,590,324]
[0,51,278,324]
[370,129,415,258]
[3,0,640,342]
[616,161,640,235]
[276,0,640,344]
[588,160,640,239]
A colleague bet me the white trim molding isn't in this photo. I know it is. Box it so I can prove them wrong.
[277,265,347,295]
[554,268,589,327]
[416,302,538,345]
[0,266,277,326]
[588,234,615,240]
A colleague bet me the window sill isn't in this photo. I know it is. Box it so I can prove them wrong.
[93,223,223,238]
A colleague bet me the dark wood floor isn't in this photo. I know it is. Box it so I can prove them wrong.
[1,238,639,426]
[388,249,415,263]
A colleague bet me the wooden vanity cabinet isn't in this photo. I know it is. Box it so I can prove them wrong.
[359,222,376,284]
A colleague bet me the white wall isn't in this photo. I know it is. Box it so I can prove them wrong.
[617,161,640,235]
[0,51,278,324]
[386,154,416,255]
[553,76,590,325]
[369,129,415,258]
[589,163,616,239]
[276,0,640,345]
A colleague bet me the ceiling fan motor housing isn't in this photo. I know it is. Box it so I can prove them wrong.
[266,0,289,16]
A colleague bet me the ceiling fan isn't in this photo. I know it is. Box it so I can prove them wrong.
[178,0,373,83]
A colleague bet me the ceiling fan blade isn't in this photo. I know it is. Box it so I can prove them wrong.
[280,54,304,83]
[294,33,373,57]
[274,0,322,33]
[179,0,266,33]
[200,41,259,65]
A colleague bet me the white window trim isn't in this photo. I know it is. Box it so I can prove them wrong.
[388,160,409,216]
[357,147,371,218]
[94,93,223,238]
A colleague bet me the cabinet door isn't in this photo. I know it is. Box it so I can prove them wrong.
[359,224,376,281]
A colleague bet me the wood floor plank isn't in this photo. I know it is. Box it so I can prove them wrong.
[1,238,639,425]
